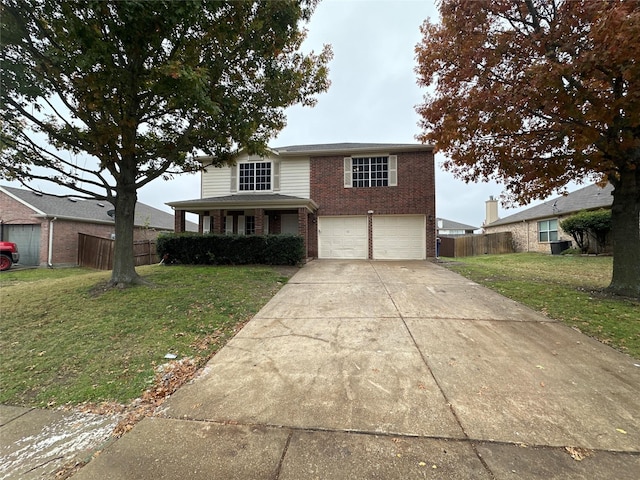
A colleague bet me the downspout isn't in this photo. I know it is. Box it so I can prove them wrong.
[48,217,57,268]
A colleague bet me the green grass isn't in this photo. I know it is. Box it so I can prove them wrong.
[442,253,640,359]
[0,264,293,407]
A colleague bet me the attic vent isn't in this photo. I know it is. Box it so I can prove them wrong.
[107,209,115,218]
[97,203,105,207]
[68,198,77,202]
[33,191,43,196]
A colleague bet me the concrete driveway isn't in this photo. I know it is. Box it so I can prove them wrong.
[72,260,640,479]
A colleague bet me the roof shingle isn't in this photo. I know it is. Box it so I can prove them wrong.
[1,185,189,231]
[437,218,478,231]
[273,142,433,155]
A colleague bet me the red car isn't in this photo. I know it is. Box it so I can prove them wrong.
[0,241,20,271]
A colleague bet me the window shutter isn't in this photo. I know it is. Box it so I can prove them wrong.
[272,160,280,191]
[225,215,233,234]
[344,157,352,188]
[230,165,237,192]
[388,155,397,186]
[238,215,245,235]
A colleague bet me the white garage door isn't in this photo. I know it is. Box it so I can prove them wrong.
[373,215,425,260]
[318,216,368,259]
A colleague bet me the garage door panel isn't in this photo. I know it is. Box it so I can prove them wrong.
[5,224,41,266]
[373,215,425,260]
[318,216,367,259]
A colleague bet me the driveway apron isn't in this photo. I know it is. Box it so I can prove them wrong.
[72,260,640,480]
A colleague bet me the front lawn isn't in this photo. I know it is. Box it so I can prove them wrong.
[0,264,293,408]
[441,253,640,359]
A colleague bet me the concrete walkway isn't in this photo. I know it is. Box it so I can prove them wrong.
[0,406,120,479]
[5,260,640,479]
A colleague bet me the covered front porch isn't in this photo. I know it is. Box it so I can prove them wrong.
[167,194,318,259]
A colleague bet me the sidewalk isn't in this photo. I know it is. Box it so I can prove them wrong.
[5,260,640,479]
[0,406,120,479]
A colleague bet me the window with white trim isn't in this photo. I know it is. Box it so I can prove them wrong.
[239,161,271,191]
[538,219,558,242]
[344,155,397,188]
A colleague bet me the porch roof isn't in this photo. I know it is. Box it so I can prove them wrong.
[166,193,318,213]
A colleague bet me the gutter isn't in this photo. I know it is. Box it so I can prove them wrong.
[32,214,163,229]
[275,144,435,157]
[167,198,319,213]
[195,144,435,163]
[48,217,57,267]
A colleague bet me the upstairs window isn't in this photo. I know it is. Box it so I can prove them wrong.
[344,155,397,188]
[538,219,558,242]
[239,161,271,191]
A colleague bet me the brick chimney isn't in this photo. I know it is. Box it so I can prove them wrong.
[485,196,499,225]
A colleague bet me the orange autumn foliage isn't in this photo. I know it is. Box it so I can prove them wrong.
[415,0,640,297]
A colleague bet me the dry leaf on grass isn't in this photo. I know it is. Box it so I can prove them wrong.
[111,357,199,437]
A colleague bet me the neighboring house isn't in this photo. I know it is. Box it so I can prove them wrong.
[483,183,613,253]
[436,218,478,236]
[0,185,196,267]
[167,143,436,260]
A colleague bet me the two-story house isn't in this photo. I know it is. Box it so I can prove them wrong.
[167,143,436,260]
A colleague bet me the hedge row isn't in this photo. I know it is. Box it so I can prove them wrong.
[156,233,305,266]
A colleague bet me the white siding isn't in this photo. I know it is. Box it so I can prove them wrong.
[279,157,310,198]
[201,153,310,198]
[202,165,236,197]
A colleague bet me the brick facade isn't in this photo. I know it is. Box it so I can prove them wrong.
[485,215,611,254]
[310,150,437,258]
[0,192,39,225]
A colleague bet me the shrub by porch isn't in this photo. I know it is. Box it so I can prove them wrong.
[157,233,304,266]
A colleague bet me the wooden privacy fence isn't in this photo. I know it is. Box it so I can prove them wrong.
[78,233,157,270]
[439,232,514,258]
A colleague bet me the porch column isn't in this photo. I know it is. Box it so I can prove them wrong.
[298,207,309,258]
[174,209,186,233]
[255,208,265,235]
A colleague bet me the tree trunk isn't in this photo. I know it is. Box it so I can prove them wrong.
[607,167,640,298]
[110,186,142,286]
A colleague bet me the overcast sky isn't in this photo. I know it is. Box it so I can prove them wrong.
[13,0,560,228]
[142,0,544,228]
